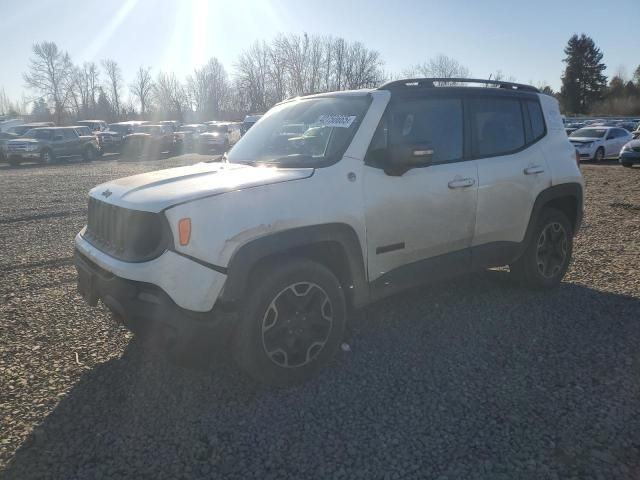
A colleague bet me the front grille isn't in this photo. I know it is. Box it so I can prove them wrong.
[633,146,640,152]
[7,142,28,152]
[83,197,171,262]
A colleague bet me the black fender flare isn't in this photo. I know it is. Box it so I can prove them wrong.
[522,182,583,249]
[220,223,370,308]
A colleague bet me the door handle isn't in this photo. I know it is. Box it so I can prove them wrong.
[524,165,545,175]
[448,178,475,189]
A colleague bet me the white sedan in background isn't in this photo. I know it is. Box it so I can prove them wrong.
[569,126,633,162]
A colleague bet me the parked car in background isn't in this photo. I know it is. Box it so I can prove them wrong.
[0,131,18,163]
[157,120,181,132]
[632,129,640,140]
[7,122,55,136]
[6,126,100,166]
[76,120,108,132]
[122,124,176,158]
[619,138,640,167]
[241,114,263,135]
[72,126,103,155]
[174,124,207,153]
[198,122,241,153]
[93,122,136,153]
[569,126,632,162]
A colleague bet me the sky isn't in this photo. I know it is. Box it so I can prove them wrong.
[1,0,639,103]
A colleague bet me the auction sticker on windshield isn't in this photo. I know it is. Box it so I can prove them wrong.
[315,115,357,128]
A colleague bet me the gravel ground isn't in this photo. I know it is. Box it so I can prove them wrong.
[1,156,639,479]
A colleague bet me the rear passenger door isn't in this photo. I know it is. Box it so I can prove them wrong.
[470,94,552,267]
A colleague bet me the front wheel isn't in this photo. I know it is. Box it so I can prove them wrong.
[40,149,55,164]
[593,147,605,162]
[233,259,346,386]
[510,208,573,289]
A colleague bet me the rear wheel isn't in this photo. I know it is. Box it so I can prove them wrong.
[233,258,346,386]
[593,147,605,162]
[40,148,55,164]
[510,208,573,289]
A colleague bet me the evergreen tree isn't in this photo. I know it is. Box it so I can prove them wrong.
[559,34,607,114]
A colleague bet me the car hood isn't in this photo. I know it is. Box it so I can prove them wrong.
[624,139,640,148]
[8,138,41,144]
[569,137,601,144]
[89,161,314,212]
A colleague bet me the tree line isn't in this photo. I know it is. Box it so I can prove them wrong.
[1,32,639,122]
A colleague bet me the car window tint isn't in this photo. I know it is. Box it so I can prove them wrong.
[471,97,525,157]
[527,100,545,141]
[63,129,76,139]
[390,97,463,163]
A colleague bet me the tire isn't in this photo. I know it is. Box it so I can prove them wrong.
[8,157,20,167]
[510,208,573,289]
[621,162,633,168]
[40,148,55,164]
[593,147,605,162]
[233,258,346,386]
[82,146,96,162]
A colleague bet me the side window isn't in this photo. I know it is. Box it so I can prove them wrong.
[390,97,463,163]
[470,97,525,157]
[526,100,546,141]
[63,129,76,139]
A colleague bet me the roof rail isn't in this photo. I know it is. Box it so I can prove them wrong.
[379,78,539,93]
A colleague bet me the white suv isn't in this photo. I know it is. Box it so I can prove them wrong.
[75,78,583,385]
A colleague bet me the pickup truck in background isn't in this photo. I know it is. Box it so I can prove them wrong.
[6,126,100,166]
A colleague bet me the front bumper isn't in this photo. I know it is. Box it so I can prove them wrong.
[75,250,234,344]
[74,230,226,312]
[620,151,640,164]
[8,152,40,160]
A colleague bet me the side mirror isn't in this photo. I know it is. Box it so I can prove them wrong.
[385,143,434,176]
[53,135,63,141]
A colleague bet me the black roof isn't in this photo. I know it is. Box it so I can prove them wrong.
[379,78,539,93]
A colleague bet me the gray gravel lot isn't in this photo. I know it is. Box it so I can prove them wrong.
[1,156,639,479]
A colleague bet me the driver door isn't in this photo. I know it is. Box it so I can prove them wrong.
[363,94,478,298]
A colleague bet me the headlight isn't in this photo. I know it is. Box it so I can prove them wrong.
[211,132,219,137]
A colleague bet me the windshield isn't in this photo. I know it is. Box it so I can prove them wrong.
[570,128,606,138]
[136,125,161,134]
[108,124,128,133]
[228,95,371,167]
[207,125,228,133]
[23,128,53,139]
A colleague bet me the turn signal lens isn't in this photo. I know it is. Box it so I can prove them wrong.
[178,218,191,246]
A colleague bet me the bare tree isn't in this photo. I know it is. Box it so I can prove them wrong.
[235,41,272,112]
[154,72,187,120]
[403,55,471,84]
[186,58,229,121]
[130,66,154,118]
[23,41,74,124]
[102,59,123,119]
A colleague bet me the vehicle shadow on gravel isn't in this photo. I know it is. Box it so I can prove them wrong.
[3,271,640,479]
